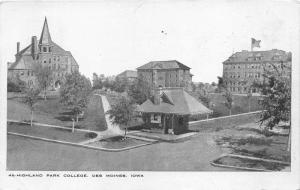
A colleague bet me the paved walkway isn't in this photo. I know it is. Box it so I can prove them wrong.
[95,94,123,134]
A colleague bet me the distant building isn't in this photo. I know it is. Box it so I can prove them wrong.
[137,60,193,92]
[222,49,291,94]
[7,17,79,89]
[137,87,212,135]
[116,70,137,82]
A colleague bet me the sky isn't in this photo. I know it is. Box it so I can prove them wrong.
[0,0,298,83]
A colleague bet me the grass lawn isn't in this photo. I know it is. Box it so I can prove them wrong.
[6,106,289,171]
[213,123,290,163]
[7,122,96,143]
[7,92,107,131]
[189,93,263,121]
[87,136,149,149]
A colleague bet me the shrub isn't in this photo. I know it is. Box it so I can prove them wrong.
[85,132,97,139]
[7,78,25,92]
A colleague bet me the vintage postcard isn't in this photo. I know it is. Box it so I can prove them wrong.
[0,0,299,189]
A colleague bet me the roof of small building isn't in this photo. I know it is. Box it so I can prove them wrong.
[223,49,292,64]
[117,70,137,78]
[137,60,190,70]
[137,87,212,115]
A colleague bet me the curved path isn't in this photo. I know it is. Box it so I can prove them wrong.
[78,94,123,145]
[96,94,122,134]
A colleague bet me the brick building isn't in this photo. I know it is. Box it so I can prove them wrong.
[136,60,193,92]
[222,49,291,94]
[116,70,137,82]
[7,17,79,89]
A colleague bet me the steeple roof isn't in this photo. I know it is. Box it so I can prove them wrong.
[39,17,53,45]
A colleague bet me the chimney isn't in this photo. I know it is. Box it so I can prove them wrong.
[17,42,20,54]
[31,36,38,59]
[153,87,162,105]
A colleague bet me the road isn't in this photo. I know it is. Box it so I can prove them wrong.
[7,133,232,171]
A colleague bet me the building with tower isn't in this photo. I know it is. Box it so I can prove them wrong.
[7,17,79,89]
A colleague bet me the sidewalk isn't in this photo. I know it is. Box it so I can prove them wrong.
[129,131,198,142]
[95,94,123,135]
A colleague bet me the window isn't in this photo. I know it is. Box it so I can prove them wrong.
[49,58,51,63]
[54,56,56,61]
[43,47,47,52]
[49,47,52,52]
[44,60,47,64]
[151,114,161,123]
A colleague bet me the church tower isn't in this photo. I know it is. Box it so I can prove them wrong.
[39,17,54,55]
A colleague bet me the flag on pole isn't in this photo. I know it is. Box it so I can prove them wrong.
[251,38,261,51]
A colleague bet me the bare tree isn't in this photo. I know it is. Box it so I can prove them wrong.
[23,87,41,126]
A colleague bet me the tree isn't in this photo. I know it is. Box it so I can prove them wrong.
[127,77,152,104]
[216,76,227,93]
[246,90,252,112]
[23,87,41,127]
[7,74,26,92]
[92,73,104,89]
[198,93,210,108]
[60,71,92,132]
[223,90,233,115]
[198,82,205,90]
[191,82,197,92]
[34,64,53,100]
[106,95,138,139]
[113,77,129,93]
[252,62,291,130]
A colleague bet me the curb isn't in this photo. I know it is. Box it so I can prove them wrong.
[8,132,156,152]
[7,119,99,134]
[129,132,198,143]
[227,153,290,165]
[210,153,290,171]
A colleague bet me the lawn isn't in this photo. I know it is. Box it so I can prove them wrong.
[213,123,291,163]
[6,107,290,171]
[7,122,96,143]
[207,93,262,116]
[189,93,262,121]
[7,92,107,131]
[87,136,149,149]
